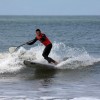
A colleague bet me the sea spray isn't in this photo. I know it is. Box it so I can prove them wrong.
[0,42,100,73]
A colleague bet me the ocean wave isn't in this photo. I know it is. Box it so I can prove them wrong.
[70,97,100,100]
[0,42,100,73]
[39,96,100,100]
[0,96,99,100]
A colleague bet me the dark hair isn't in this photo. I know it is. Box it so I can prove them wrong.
[36,29,41,32]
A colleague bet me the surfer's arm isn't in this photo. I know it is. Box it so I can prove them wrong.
[27,37,38,45]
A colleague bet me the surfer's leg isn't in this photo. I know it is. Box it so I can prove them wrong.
[42,44,57,64]
[42,44,52,63]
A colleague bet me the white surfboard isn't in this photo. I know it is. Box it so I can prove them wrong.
[24,60,57,70]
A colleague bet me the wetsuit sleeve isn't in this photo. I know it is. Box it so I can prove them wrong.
[27,37,38,45]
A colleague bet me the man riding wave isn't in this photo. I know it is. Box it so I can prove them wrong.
[27,29,58,65]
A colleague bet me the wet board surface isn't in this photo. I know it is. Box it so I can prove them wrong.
[24,60,56,70]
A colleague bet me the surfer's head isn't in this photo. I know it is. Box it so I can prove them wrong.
[36,29,41,36]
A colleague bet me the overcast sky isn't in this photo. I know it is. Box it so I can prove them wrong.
[0,0,100,15]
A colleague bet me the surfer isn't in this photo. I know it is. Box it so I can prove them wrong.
[27,29,58,65]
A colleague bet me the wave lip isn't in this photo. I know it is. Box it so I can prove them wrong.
[56,54,100,69]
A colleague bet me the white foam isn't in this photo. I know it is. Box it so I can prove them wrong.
[56,51,100,69]
[0,42,100,73]
[0,96,99,100]
[40,97,100,100]
[0,52,23,73]
[70,97,100,100]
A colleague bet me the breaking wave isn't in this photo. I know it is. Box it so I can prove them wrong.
[0,42,100,73]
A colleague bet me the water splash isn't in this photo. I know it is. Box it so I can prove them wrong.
[0,42,100,73]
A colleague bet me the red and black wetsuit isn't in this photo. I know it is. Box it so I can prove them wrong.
[27,33,56,63]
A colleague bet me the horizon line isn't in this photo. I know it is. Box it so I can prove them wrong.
[0,15,100,16]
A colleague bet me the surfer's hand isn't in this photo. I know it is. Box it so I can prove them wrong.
[26,42,31,45]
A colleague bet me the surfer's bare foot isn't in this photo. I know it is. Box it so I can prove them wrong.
[50,61,58,65]
[50,62,53,64]
[54,61,58,65]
